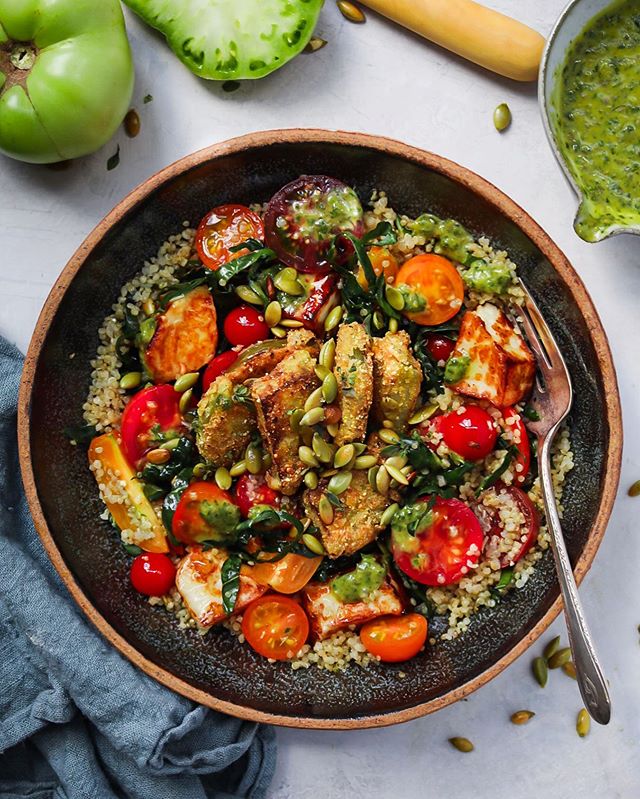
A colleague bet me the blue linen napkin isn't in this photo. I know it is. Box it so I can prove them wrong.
[0,336,276,799]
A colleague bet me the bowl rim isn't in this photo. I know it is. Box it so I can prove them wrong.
[18,128,622,729]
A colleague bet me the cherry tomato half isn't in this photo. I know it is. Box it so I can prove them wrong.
[202,349,239,393]
[356,246,399,290]
[477,485,540,568]
[172,481,241,545]
[264,175,364,272]
[395,254,464,326]
[130,553,176,596]
[429,405,499,462]
[424,333,456,363]
[503,407,531,485]
[234,473,281,517]
[223,305,270,347]
[241,595,309,660]
[120,384,182,468]
[279,271,339,334]
[392,497,484,586]
[360,614,428,662]
[195,204,264,271]
[250,554,322,594]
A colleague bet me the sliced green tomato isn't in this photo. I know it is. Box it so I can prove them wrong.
[123,0,324,80]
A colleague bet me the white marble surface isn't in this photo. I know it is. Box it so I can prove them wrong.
[2,2,639,797]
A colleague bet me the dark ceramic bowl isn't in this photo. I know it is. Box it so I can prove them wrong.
[19,130,622,729]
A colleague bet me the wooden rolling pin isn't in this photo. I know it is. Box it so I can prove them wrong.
[359,0,545,81]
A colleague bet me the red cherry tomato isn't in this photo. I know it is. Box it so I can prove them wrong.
[392,497,484,586]
[202,350,239,393]
[120,385,182,468]
[223,305,270,347]
[172,481,241,545]
[241,595,309,660]
[195,204,264,271]
[130,553,176,596]
[424,333,455,362]
[429,405,499,462]
[234,473,281,517]
[503,407,531,485]
[360,614,428,662]
[477,485,540,567]
[264,175,364,272]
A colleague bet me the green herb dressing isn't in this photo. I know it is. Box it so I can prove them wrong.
[552,0,640,241]
[330,554,386,603]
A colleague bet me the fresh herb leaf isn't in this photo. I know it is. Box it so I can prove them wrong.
[490,567,515,600]
[478,447,518,493]
[523,405,540,421]
[107,146,121,171]
[221,554,242,614]
[222,80,241,93]
[158,277,207,308]
[143,482,166,502]
[65,423,98,445]
[211,247,276,288]
[143,94,153,104]
[122,543,143,556]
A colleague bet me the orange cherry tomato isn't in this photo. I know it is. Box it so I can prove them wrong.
[356,246,399,290]
[241,595,309,660]
[172,481,240,545]
[195,204,264,271]
[250,554,322,594]
[360,613,428,662]
[395,253,464,326]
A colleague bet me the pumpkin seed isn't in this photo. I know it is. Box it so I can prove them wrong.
[271,325,287,339]
[290,408,305,432]
[274,273,304,296]
[510,710,535,725]
[334,444,355,469]
[245,444,262,474]
[328,471,353,495]
[321,468,338,478]
[376,465,390,495]
[139,317,157,344]
[160,438,181,451]
[327,423,340,438]
[382,419,394,429]
[372,310,385,330]
[215,467,232,490]
[385,455,407,470]
[301,426,314,447]
[548,647,572,669]
[302,533,325,555]
[380,503,399,527]
[314,364,331,381]
[354,454,377,470]
[174,372,199,393]
[353,442,366,455]
[378,428,400,444]
[368,466,379,489]
[179,388,193,414]
[304,470,319,489]
[322,372,338,404]
[562,661,577,680]
[318,495,335,524]
[532,656,548,687]
[324,305,343,332]
[146,448,170,465]
[448,737,474,753]
[263,452,272,470]
[493,102,512,132]
[300,407,325,427]
[229,460,247,477]
[304,36,328,53]
[628,479,640,497]
[305,387,324,412]
[235,285,263,305]
[281,319,304,328]
[142,297,155,316]
[299,446,321,468]
[124,108,141,138]
[192,462,207,478]
[388,317,399,333]
[576,708,590,738]
[119,371,142,391]
[543,635,561,661]
[385,284,405,311]
[276,267,297,281]
[312,433,334,464]
[385,463,409,485]
[264,301,282,327]
[408,404,438,425]
[270,474,282,491]
[319,338,336,369]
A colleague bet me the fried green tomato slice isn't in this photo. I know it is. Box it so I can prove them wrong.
[123,0,324,80]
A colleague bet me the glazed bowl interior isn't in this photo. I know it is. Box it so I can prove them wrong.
[20,131,621,728]
[540,0,640,241]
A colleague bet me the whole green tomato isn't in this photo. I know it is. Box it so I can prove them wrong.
[0,0,134,163]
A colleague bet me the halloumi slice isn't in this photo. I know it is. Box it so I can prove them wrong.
[448,311,506,406]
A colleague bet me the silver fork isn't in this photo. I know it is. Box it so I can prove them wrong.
[514,279,611,725]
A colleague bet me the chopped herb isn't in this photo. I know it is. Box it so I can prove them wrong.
[523,405,540,422]
[222,80,241,93]
[64,423,98,445]
[107,145,121,171]
[143,94,153,103]
[122,543,143,556]
[221,554,242,614]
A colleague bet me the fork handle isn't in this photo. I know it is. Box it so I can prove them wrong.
[538,435,611,724]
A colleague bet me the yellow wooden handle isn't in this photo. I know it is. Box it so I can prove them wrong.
[360,0,545,81]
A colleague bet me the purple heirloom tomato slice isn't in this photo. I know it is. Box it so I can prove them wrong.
[264,175,364,272]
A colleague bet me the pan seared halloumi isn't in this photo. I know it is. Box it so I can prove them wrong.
[251,349,320,495]
[302,576,404,639]
[303,470,389,557]
[333,322,373,445]
[175,546,267,628]
[371,331,422,432]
